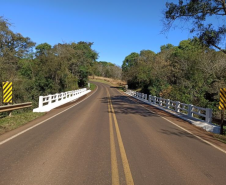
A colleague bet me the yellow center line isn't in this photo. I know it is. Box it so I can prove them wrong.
[108,96,120,185]
[106,88,134,185]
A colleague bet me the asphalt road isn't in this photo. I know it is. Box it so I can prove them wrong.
[0,82,226,185]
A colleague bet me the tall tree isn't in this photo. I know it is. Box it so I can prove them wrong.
[163,0,226,53]
[0,16,35,82]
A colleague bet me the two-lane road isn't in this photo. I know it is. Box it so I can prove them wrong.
[0,82,226,185]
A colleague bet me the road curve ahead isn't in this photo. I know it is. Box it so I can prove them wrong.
[0,82,226,185]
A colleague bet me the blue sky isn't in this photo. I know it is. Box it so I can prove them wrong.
[1,0,192,66]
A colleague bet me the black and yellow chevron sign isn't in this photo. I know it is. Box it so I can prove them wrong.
[219,88,226,110]
[2,82,13,104]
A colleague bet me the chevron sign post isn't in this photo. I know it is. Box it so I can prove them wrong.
[2,82,13,104]
[219,88,226,134]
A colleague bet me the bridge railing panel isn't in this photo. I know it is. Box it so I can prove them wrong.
[126,90,212,124]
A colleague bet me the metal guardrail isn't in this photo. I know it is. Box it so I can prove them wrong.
[0,102,32,113]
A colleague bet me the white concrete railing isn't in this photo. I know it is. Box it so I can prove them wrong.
[33,88,91,112]
[127,90,212,124]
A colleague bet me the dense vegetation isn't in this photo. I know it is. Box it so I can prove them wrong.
[0,16,98,107]
[92,61,122,79]
[122,39,226,118]
[0,16,122,108]
[122,0,226,119]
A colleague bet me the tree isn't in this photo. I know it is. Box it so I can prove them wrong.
[35,43,51,56]
[163,0,226,53]
[122,52,139,73]
[92,61,122,79]
[160,44,175,51]
[0,16,35,82]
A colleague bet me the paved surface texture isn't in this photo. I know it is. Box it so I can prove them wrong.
[0,82,226,185]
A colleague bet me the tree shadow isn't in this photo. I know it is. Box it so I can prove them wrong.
[102,95,159,118]
[101,94,196,125]
[159,128,195,139]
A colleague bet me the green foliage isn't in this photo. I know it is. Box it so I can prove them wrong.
[122,52,139,73]
[122,50,156,89]
[89,83,96,91]
[92,61,122,79]
[122,38,226,118]
[164,0,226,53]
[0,17,98,107]
[35,43,51,56]
[160,44,174,51]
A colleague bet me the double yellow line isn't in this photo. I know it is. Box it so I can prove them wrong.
[106,88,134,185]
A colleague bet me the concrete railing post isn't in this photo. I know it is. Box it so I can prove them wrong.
[166,99,170,109]
[39,96,43,108]
[149,95,152,102]
[55,94,59,104]
[145,94,147,101]
[205,108,212,123]
[188,104,194,118]
[159,97,162,106]
[175,101,180,113]
[48,95,52,106]
[153,96,156,104]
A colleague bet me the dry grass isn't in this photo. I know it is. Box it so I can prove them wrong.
[89,76,127,87]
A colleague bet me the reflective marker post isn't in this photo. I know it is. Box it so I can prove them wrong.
[219,88,226,134]
[2,81,13,116]
[2,81,13,104]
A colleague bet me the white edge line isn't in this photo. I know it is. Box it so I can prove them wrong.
[118,90,226,155]
[0,85,99,146]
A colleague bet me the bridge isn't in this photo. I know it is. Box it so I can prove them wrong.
[0,82,226,184]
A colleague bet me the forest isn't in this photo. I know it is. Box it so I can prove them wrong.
[122,39,226,118]
[0,16,120,107]
[1,8,226,120]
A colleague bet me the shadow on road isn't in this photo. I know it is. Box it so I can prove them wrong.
[101,94,194,125]
[101,95,159,118]
[159,128,195,138]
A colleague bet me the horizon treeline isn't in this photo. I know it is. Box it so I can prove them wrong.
[92,61,122,79]
[122,39,226,118]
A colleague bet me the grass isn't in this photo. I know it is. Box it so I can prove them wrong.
[0,112,45,135]
[213,134,226,144]
[90,83,97,91]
